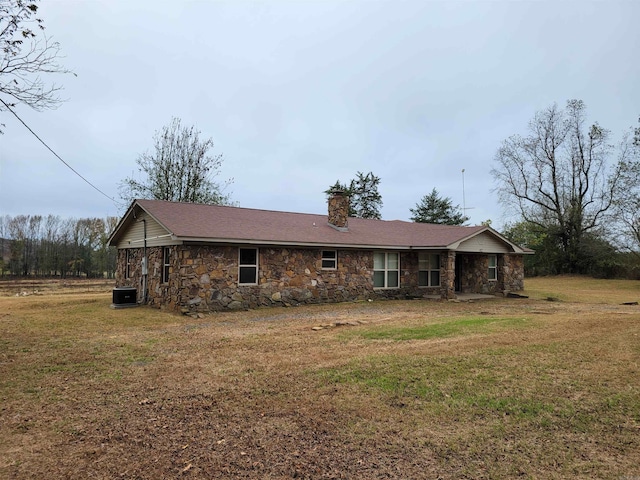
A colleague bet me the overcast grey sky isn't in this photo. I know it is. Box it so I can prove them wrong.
[1,0,638,229]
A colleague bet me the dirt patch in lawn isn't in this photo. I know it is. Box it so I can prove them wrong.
[0,277,639,479]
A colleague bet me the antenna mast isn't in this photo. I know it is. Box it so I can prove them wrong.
[462,168,466,213]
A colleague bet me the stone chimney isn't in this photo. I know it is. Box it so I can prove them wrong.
[328,190,349,231]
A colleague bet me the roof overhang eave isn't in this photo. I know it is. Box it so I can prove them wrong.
[177,236,421,250]
[107,199,138,246]
[108,199,177,247]
[445,240,530,254]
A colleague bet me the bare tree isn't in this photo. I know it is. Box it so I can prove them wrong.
[119,117,233,206]
[7,214,28,275]
[491,100,625,273]
[0,215,7,275]
[1,214,117,277]
[1,0,73,131]
[613,119,640,254]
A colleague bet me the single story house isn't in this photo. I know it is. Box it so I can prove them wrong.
[108,193,531,312]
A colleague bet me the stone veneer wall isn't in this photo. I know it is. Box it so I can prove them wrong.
[115,247,180,307]
[327,192,349,229]
[458,254,495,294]
[115,248,144,303]
[175,245,382,311]
[442,252,456,299]
[502,254,525,292]
[456,253,525,294]
[115,246,526,311]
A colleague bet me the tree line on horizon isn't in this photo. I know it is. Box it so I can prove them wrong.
[0,215,118,278]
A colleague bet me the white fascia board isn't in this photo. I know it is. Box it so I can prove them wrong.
[109,200,177,248]
[107,200,137,246]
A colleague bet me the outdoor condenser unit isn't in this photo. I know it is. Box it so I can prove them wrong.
[111,287,138,308]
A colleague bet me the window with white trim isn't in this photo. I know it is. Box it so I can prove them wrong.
[321,250,337,269]
[239,248,258,284]
[418,253,440,287]
[488,254,497,281]
[373,252,399,288]
[162,247,171,284]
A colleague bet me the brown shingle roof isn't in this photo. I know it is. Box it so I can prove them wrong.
[133,199,496,250]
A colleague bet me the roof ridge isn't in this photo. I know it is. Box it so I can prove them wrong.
[137,199,487,228]
[136,198,327,218]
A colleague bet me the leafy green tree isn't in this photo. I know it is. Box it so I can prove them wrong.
[350,171,382,219]
[504,220,622,278]
[410,188,468,225]
[502,220,560,275]
[326,171,382,219]
[119,117,233,205]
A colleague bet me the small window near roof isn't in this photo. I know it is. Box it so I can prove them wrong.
[488,254,497,281]
[321,250,337,269]
[239,248,258,284]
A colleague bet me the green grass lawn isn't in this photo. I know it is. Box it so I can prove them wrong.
[524,274,640,303]
[0,277,639,479]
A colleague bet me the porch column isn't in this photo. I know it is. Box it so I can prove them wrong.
[498,254,506,294]
[442,251,456,299]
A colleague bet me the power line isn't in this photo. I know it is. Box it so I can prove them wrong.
[1,98,124,208]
